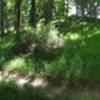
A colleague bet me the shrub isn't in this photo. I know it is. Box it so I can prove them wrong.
[14,20,64,54]
[3,57,35,75]
[44,56,67,81]
[44,54,84,82]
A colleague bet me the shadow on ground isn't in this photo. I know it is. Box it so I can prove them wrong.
[0,80,100,100]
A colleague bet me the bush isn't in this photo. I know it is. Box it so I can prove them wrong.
[3,56,35,75]
[14,20,64,54]
[44,56,67,81]
[43,50,84,82]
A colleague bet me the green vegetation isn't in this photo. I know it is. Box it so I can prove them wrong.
[1,20,100,83]
[0,19,100,99]
[0,79,100,100]
[0,0,100,99]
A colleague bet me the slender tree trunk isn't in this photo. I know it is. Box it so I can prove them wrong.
[45,0,53,24]
[15,0,21,40]
[0,0,4,35]
[30,0,36,27]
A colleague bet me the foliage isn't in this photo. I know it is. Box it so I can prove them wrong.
[0,0,100,92]
[0,19,100,84]
[3,56,35,75]
[17,20,64,54]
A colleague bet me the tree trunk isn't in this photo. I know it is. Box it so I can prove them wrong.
[30,0,36,27]
[15,0,21,40]
[0,0,4,35]
[45,0,53,24]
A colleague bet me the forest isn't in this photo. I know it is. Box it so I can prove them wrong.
[0,0,100,100]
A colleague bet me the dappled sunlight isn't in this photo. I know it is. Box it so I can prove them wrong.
[0,76,3,81]
[4,57,26,71]
[31,77,48,88]
[9,27,15,32]
[0,71,48,89]
[47,27,65,48]
[0,79,52,100]
[0,41,14,49]
[64,32,85,41]
[0,74,100,100]
[0,34,15,50]
[3,57,35,74]
[67,33,81,40]
[83,26,89,32]
[87,30,100,38]
[16,78,30,88]
[62,20,100,43]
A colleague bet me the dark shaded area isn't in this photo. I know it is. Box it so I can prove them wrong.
[0,81,52,100]
[0,80,100,100]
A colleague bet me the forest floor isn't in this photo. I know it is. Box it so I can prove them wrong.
[0,71,100,100]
